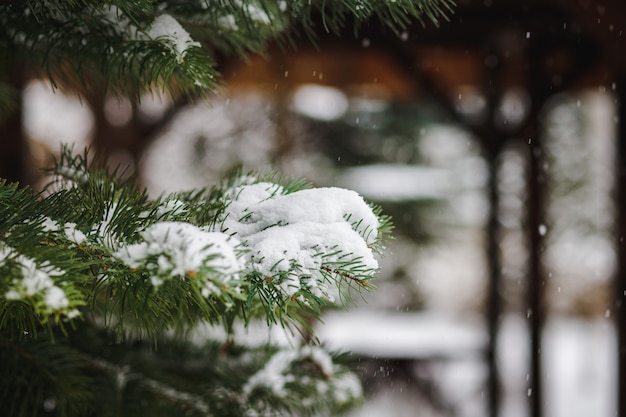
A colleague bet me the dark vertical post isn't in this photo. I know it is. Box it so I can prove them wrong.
[527,125,544,417]
[485,143,501,417]
[525,42,546,417]
[483,49,503,417]
[616,71,626,417]
[0,61,26,185]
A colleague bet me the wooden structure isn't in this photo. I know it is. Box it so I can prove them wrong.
[224,1,626,416]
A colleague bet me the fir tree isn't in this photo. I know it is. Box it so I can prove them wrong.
[0,1,451,416]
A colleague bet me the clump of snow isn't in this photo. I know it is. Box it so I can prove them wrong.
[44,286,70,309]
[244,349,299,397]
[223,183,379,245]
[115,222,243,296]
[19,257,64,297]
[2,245,78,316]
[246,222,375,299]
[64,222,86,244]
[38,217,86,245]
[102,7,200,64]
[218,182,380,300]
[147,14,200,63]
[243,346,362,406]
[332,372,363,405]
[41,217,59,232]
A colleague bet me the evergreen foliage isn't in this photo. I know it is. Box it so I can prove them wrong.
[0,0,453,103]
[0,1,452,416]
[1,147,393,416]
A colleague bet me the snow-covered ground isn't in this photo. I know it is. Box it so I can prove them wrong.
[316,311,616,417]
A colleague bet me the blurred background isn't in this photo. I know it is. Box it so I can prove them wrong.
[2,0,626,416]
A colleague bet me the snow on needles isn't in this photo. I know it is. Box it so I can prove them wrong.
[220,182,380,300]
[1,245,79,317]
[147,14,200,63]
[243,346,362,406]
[103,7,200,64]
[116,181,381,302]
[116,222,243,295]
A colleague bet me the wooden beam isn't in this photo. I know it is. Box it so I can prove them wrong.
[616,71,626,417]
[524,39,548,417]
[482,46,505,417]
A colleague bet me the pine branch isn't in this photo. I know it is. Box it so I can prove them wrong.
[0,180,90,328]
[291,0,454,38]
[0,0,454,104]
[0,0,429,415]
[87,358,214,416]
[0,142,390,416]
[2,146,389,341]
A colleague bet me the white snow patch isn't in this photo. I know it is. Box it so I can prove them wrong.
[147,14,200,62]
[44,286,70,309]
[337,164,452,201]
[23,79,93,152]
[64,222,86,244]
[244,349,299,397]
[321,312,616,417]
[243,346,360,405]
[332,372,363,405]
[223,184,379,245]
[291,84,349,121]
[2,249,70,312]
[543,317,616,417]
[20,257,64,296]
[247,221,375,272]
[0,246,14,267]
[116,222,242,293]
[316,310,486,359]
[41,217,59,232]
[218,183,380,298]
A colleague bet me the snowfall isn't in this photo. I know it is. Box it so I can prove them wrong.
[22,80,619,417]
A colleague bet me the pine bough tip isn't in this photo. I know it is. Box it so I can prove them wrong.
[1,149,390,335]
